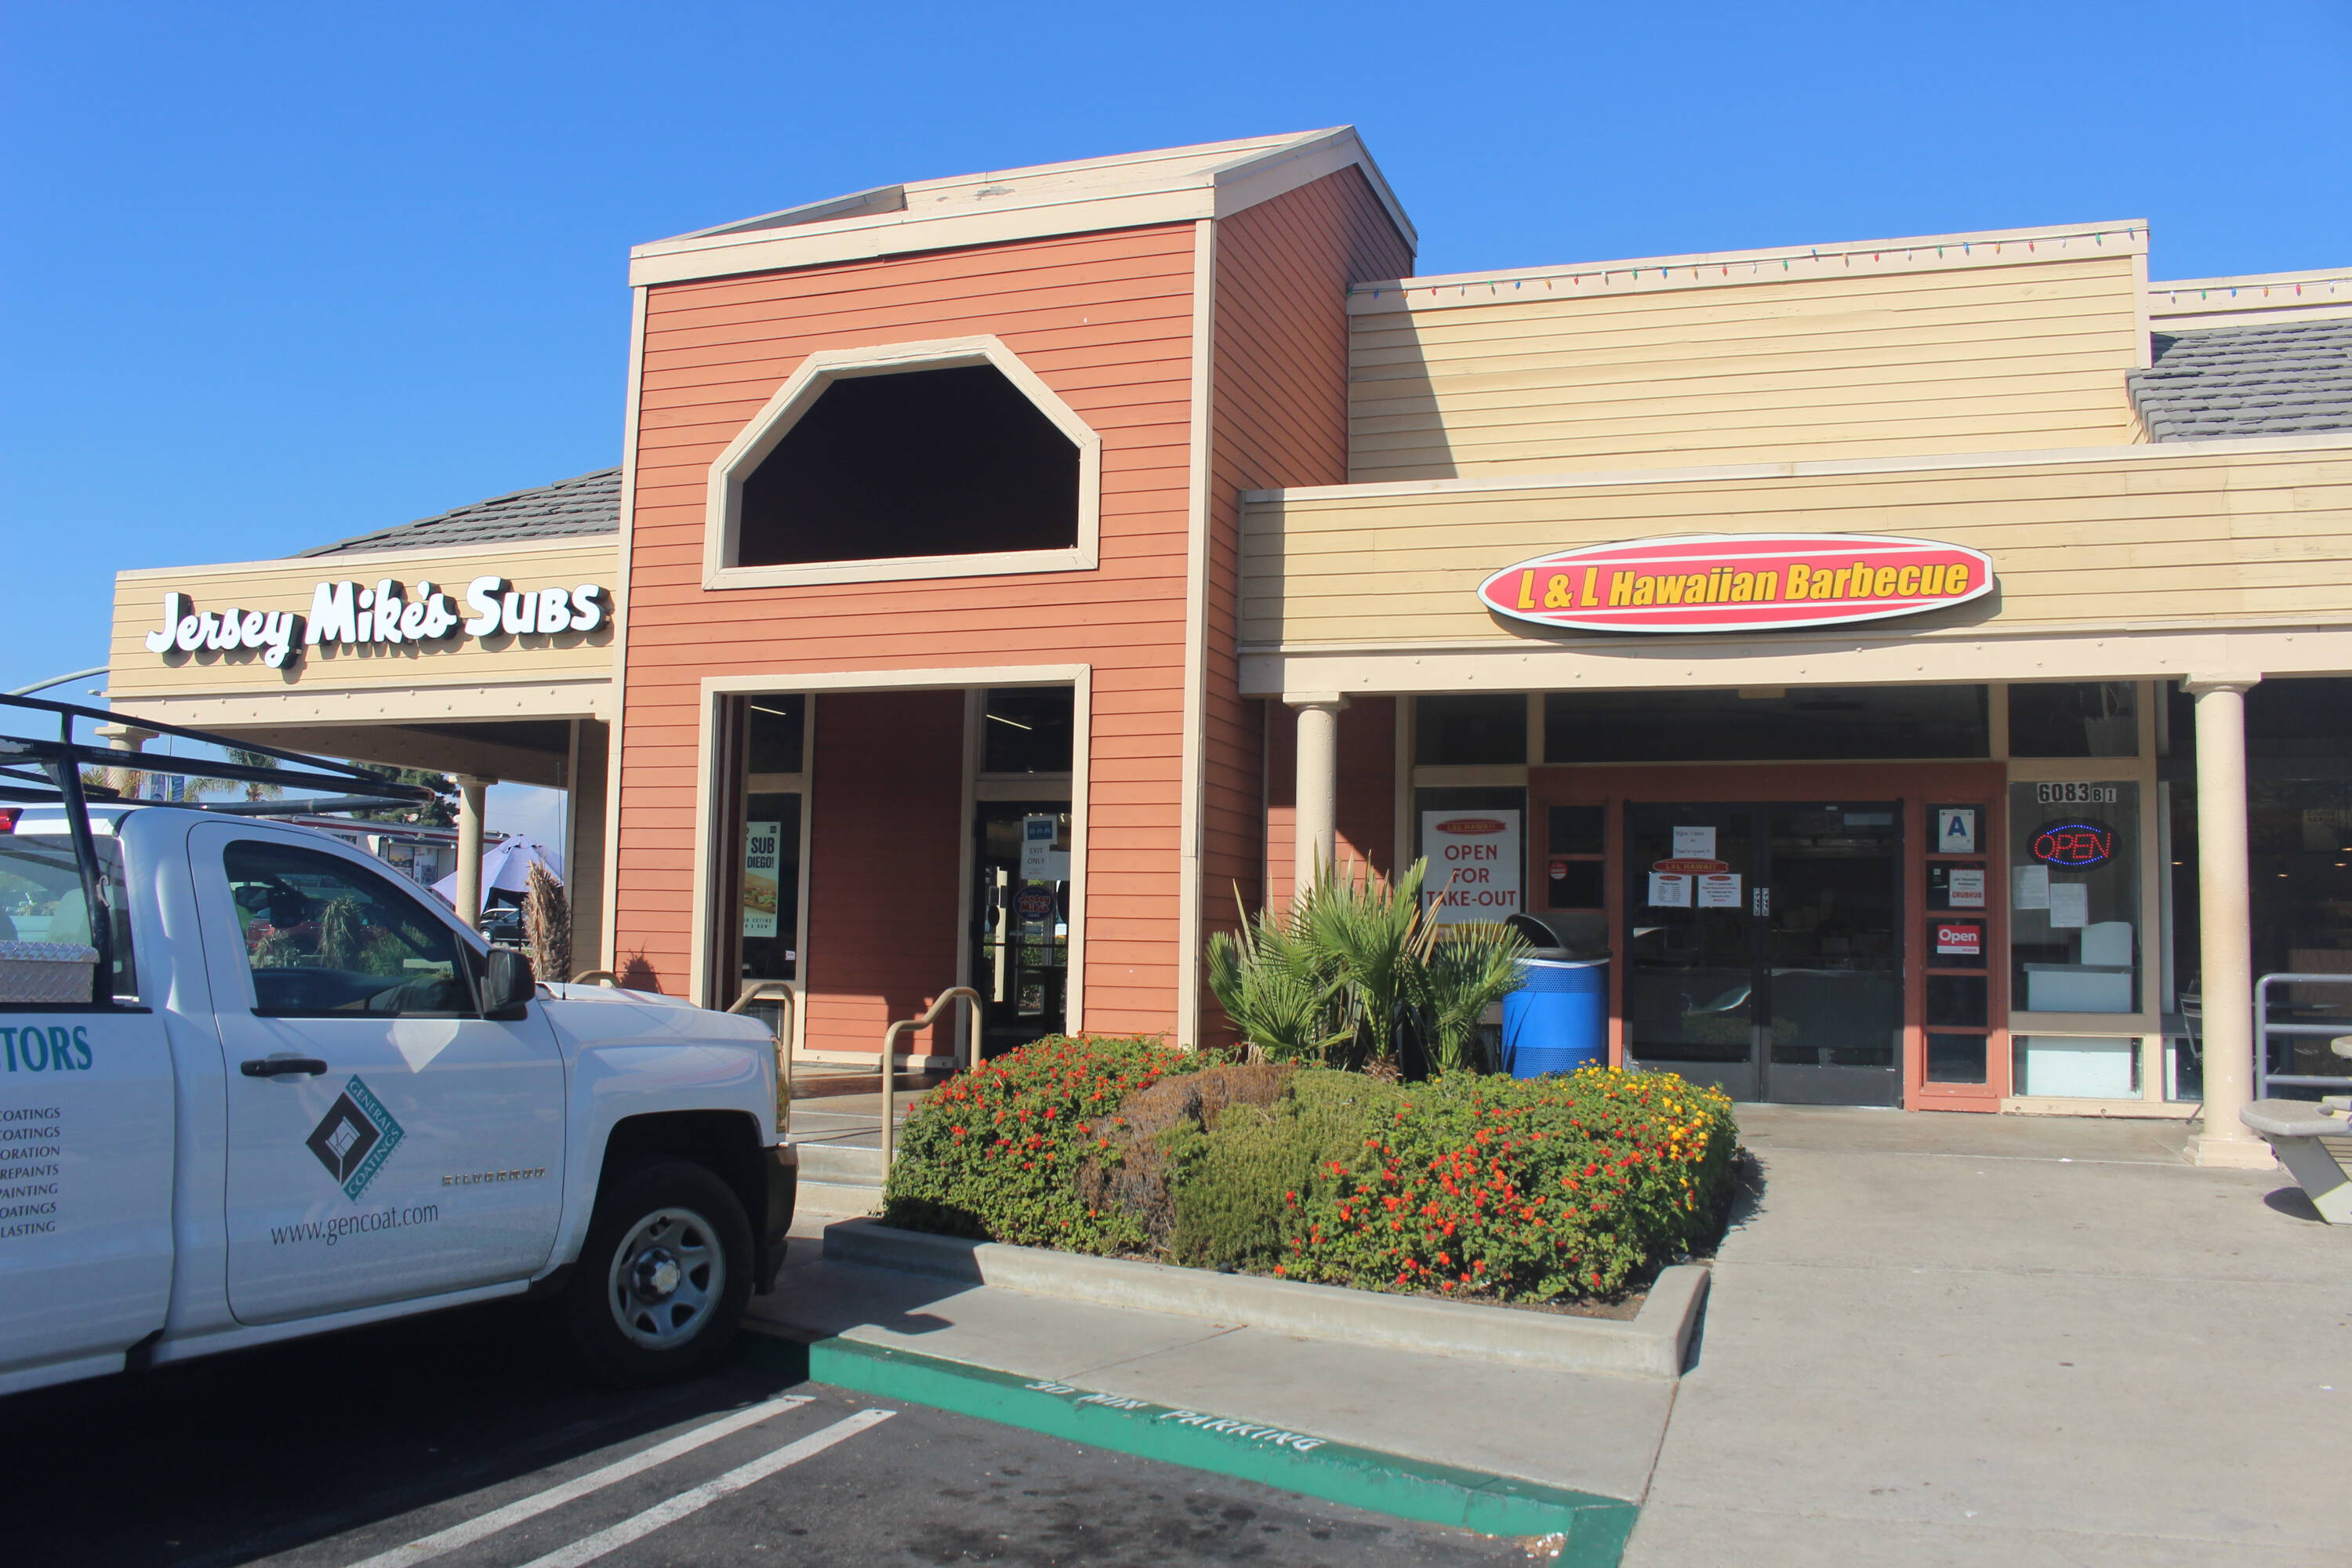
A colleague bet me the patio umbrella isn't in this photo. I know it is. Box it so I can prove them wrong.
[431,836,564,905]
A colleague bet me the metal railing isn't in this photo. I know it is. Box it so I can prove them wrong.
[2254,972,2352,1098]
[728,982,799,1132]
[878,987,982,1177]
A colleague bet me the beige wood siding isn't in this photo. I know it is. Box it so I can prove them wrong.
[111,539,618,699]
[1243,442,2352,648]
[1349,256,2145,484]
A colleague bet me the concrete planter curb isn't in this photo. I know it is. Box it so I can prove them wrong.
[820,1218,1708,1379]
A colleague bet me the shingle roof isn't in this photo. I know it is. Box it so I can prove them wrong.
[298,466,622,557]
[2129,319,2352,441]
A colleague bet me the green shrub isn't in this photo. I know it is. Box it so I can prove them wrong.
[1167,1069,1395,1272]
[1273,1067,1737,1300]
[881,1034,1200,1251]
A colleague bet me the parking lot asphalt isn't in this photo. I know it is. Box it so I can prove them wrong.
[13,1301,1538,1568]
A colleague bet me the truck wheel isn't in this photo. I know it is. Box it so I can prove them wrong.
[564,1160,753,1387]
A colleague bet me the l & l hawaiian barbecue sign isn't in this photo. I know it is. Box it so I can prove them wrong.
[1475,532,1993,635]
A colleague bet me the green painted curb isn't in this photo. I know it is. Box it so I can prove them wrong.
[739,1330,1638,1566]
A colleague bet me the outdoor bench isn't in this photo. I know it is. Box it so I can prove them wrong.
[2241,1099,2352,1224]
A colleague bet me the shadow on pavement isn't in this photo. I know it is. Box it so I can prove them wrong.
[11,1298,809,1568]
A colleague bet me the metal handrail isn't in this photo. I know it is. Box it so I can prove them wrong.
[2253,972,2352,1097]
[878,986,982,1177]
[728,982,799,1131]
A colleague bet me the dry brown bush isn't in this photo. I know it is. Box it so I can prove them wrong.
[1074,1062,1292,1250]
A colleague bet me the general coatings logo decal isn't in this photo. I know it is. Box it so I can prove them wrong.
[305,1076,405,1201]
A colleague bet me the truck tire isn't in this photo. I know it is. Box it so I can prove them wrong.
[564,1159,753,1387]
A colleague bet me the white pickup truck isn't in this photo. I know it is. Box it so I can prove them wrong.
[0,701,796,1397]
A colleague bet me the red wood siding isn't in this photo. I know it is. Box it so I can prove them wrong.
[615,224,1198,1039]
[804,691,966,1056]
[1204,169,1413,954]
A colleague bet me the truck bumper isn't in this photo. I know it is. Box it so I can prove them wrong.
[756,1143,797,1294]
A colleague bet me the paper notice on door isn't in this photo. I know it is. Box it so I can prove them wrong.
[1696,873,1743,909]
[1647,872,1692,908]
[1947,867,1987,908]
[2047,881,2089,929]
[2012,863,2050,910]
[1671,825,1716,859]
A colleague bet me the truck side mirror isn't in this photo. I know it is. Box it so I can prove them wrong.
[479,947,535,1019]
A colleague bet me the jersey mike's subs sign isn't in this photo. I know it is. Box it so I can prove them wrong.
[1476,533,1993,635]
[140,575,610,670]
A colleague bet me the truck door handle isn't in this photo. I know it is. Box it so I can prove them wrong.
[241,1055,329,1078]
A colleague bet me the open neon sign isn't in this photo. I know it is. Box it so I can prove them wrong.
[2032,820,2115,869]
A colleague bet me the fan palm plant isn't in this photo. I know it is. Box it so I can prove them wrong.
[1206,859,1530,1076]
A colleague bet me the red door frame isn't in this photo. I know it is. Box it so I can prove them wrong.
[1526,762,2009,1109]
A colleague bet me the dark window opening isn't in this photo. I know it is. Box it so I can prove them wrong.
[983,688,1074,775]
[2009,682,2136,757]
[747,695,804,774]
[736,365,1080,568]
[1415,695,1527,765]
[1544,685,1987,763]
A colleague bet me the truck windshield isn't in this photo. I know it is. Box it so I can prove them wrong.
[0,830,136,1003]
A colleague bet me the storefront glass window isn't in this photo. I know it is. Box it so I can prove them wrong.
[739,793,801,985]
[2011,780,2140,1015]
[2008,682,2137,757]
[1541,685,1986,764]
[2168,678,2352,1098]
[982,688,1074,774]
[1415,695,1526,766]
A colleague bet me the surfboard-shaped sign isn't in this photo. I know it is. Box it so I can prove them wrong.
[1475,532,1994,635]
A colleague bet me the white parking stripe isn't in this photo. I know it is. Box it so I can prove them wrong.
[343,1395,814,1568]
[513,1409,896,1568]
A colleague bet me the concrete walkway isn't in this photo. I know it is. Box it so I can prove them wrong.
[768,1104,2350,1564]
[1628,1105,2348,1566]
[760,1216,1676,1508]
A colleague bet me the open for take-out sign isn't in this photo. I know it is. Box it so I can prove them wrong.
[1477,532,1994,635]
[1422,810,1521,925]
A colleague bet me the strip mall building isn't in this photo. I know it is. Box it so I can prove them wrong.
[109,129,2352,1165]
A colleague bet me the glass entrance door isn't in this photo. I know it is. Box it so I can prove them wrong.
[971,801,1071,1057]
[1625,802,1903,1105]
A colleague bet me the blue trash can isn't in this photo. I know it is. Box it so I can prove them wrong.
[1501,957,1609,1078]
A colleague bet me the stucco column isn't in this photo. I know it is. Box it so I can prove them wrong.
[455,774,492,932]
[1288,695,1348,893]
[2184,678,2272,1169]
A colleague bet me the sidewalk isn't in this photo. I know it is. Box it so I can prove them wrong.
[1627,1105,2347,1566]
[761,1105,2350,1565]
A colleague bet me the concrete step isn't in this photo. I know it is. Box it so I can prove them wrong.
[798,1141,884,1184]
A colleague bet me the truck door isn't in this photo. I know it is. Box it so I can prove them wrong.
[0,823,175,1392]
[191,823,566,1325]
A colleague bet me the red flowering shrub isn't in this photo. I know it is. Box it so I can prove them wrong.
[882,1034,1200,1250]
[1272,1067,1736,1301]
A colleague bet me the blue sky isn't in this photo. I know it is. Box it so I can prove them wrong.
[5,0,2349,697]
